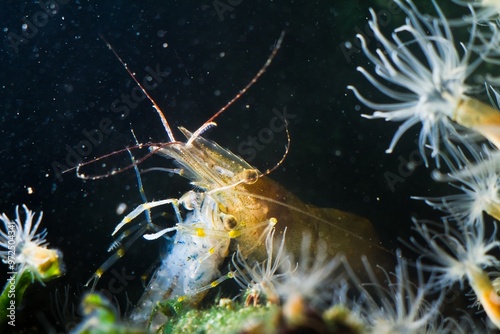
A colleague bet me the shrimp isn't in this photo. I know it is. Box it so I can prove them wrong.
[113,123,386,330]
[81,32,389,331]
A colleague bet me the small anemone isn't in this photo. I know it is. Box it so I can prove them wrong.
[344,250,444,334]
[451,0,500,24]
[231,226,292,305]
[0,205,63,283]
[409,219,500,289]
[415,142,500,227]
[232,227,341,310]
[277,233,341,308]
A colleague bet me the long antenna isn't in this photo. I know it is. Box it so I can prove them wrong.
[98,33,176,142]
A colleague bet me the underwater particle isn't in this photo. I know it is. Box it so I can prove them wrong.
[26,186,34,194]
[64,83,74,93]
[116,202,127,215]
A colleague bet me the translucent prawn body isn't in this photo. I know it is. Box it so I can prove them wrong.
[128,194,230,327]
[122,127,271,328]
[121,125,383,329]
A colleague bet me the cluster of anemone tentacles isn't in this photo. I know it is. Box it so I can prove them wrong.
[349,0,500,331]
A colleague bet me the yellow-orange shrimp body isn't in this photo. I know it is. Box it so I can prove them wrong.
[160,127,383,266]
[118,126,387,330]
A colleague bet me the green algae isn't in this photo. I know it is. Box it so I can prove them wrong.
[70,292,145,334]
[164,301,280,334]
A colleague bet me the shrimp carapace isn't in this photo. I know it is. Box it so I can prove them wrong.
[233,175,391,277]
[156,127,391,278]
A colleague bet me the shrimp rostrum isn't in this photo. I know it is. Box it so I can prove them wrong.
[83,33,389,331]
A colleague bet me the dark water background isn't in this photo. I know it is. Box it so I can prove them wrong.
[0,1,476,332]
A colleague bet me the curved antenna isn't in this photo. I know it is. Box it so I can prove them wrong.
[261,118,291,177]
[63,142,177,180]
[206,118,290,193]
[99,34,176,142]
[73,32,286,181]
[186,122,218,146]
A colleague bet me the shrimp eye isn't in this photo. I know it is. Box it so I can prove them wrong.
[241,169,259,184]
[221,214,237,230]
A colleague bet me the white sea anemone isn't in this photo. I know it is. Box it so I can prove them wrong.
[409,219,500,288]
[344,251,443,334]
[0,205,63,283]
[348,0,480,167]
[452,0,500,23]
[232,227,341,309]
[231,227,293,305]
[411,219,500,328]
[416,143,500,227]
[277,233,341,307]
